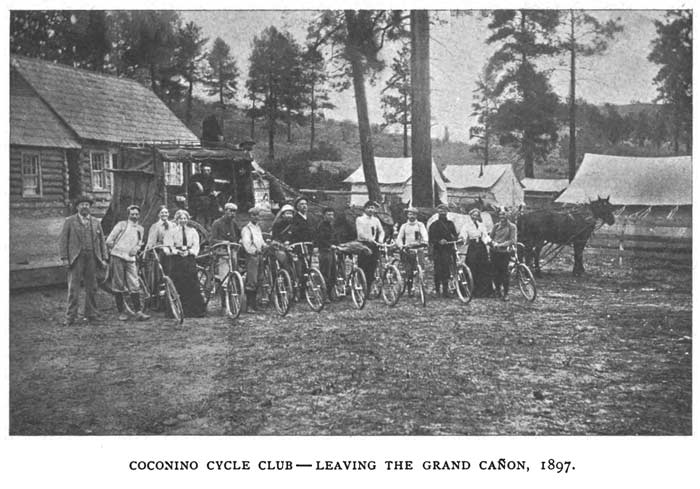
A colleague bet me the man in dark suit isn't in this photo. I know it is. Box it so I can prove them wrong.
[59,195,108,325]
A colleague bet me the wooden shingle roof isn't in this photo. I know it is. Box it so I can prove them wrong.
[10,93,81,148]
[11,55,198,144]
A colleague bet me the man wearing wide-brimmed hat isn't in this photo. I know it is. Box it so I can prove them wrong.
[428,203,458,297]
[397,206,428,295]
[59,195,108,326]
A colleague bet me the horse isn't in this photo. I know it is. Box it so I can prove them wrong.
[517,196,616,276]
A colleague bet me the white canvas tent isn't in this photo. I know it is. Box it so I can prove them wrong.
[443,164,524,209]
[556,154,691,206]
[344,157,447,206]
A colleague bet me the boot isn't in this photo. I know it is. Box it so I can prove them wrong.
[131,293,150,320]
[442,281,450,298]
[245,291,257,313]
[115,293,129,321]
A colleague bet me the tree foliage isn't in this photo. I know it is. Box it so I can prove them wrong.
[203,37,239,112]
[175,21,208,124]
[486,10,561,177]
[648,10,692,153]
[380,43,412,157]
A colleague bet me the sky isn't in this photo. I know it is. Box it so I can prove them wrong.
[181,9,667,142]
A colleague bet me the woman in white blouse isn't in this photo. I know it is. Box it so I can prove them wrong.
[163,209,206,317]
[459,208,494,298]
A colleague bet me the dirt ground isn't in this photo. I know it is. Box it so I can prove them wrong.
[9,247,691,435]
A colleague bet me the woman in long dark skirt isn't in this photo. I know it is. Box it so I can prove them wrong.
[460,209,494,298]
[164,209,206,317]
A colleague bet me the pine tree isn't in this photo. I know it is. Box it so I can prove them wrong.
[381,43,411,157]
[175,21,208,125]
[203,37,239,116]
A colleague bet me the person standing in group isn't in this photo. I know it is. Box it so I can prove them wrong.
[210,202,242,308]
[188,162,216,226]
[240,207,267,312]
[460,208,493,298]
[428,204,458,297]
[355,200,385,290]
[271,204,296,278]
[105,205,150,321]
[58,195,108,326]
[146,206,171,249]
[316,207,339,297]
[397,207,428,295]
[163,209,206,317]
[490,208,518,301]
[291,196,313,243]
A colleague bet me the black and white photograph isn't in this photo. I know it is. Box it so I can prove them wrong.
[4,3,695,486]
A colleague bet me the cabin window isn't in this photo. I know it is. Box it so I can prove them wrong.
[21,152,42,197]
[164,161,184,186]
[90,151,112,191]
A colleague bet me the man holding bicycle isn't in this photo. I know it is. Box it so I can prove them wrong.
[428,204,458,297]
[355,200,385,290]
[105,205,150,321]
[397,206,428,295]
[241,207,267,312]
[317,207,339,297]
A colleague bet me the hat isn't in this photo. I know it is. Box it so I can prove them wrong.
[248,207,261,215]
[436,204,449,211]
[280,204,295,214]
[469,208,481,217]
[127,204,141,212]
[364,200,379,209]
[404,206,418,214]
[224,203,238,211]
[74,195,94,206]
[293,196,308,209]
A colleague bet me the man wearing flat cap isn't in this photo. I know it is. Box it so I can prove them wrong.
[355,200,385,290]
[59,195,108,326]
[211,202,241,244]
[106,204,149,321]
[241,207,267,311]
[397,206,428,295]
[428,204,458,297]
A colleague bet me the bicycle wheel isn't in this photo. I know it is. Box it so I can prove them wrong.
[391,259,406,297]
[369,265,382,299]
[455,264,474,304]
[415,267,426,307]
[163,275,184,325]
[331,258,346,301]
[381,263,402,307]
[259,260,273,304]
[272,268,293,316]
[225,271,245,320]
[305,268,326,312]
[197,266,213,305]
[350,267,368,310]
[517,263,537,302]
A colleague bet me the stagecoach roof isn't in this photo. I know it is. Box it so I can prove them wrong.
[522,178,569,194]
[443,164,522,189]
[556,154,691,206]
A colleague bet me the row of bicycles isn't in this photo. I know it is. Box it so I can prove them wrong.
[129,236,537,325]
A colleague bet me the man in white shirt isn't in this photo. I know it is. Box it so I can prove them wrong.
[355,200,385,289]
[397,207,428,295]
[241,207,267,312]
[106,205,149,321]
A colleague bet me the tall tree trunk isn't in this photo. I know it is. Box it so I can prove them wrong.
[345,10,380,203]
[568,12,577,182]
[186,80,193,125]
[287,106,292,143]
[250,98,256,139]
[410,10,433,207]
[268,92,275,160]
[402,91,409,157]
[310,84,316,151]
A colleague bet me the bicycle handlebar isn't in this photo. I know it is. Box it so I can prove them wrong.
[210,241,241,251]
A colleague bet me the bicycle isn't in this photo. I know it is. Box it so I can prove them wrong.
[287,241,327,312]
[370,242,403,306]
[398,242,428,307]
[509,242,537,302]
[444,239,474,303]
[259,241,294,316]
[330,242,368,309]
[133,245,184,324]
[196,241,245,319]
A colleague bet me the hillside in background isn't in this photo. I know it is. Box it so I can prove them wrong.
[172,97,681,189]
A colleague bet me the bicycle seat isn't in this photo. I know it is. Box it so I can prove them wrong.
[337,241,371,255]
[405,242,428,250]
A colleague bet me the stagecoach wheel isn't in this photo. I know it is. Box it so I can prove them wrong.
[415,267,426,307]
[305,268,326,312]
[381,264,402,307]
[163,276,184,325]
[225,271,245,320]
[272,268,293,316]
[517,263,537,302]
[196,266,213,305]
[455,264,474,304]
[350,267,368,310]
